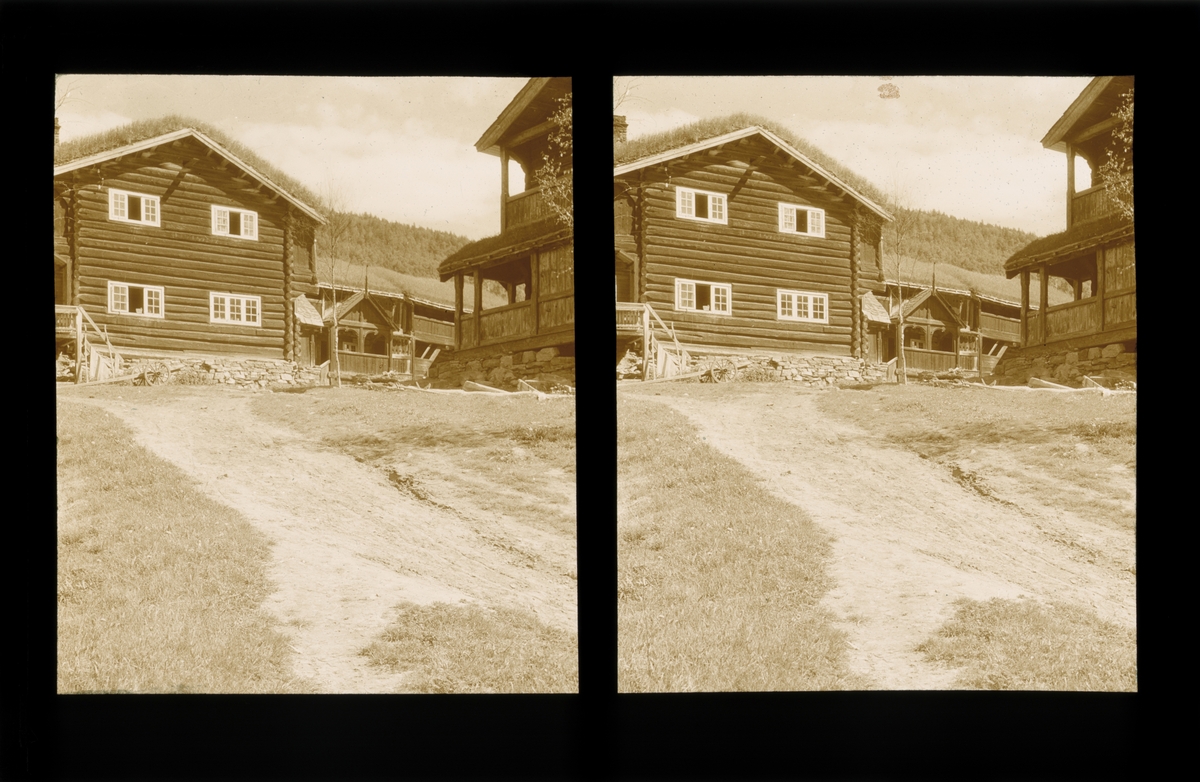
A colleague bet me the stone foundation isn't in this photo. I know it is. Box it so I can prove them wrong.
[120,354,325,389]
[992,340,1136,386]
[687,351,889,387]
[427,346,575,391]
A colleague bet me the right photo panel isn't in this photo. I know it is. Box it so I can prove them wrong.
[614,76,1136,692]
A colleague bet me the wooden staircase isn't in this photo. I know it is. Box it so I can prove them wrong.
[616,302,690,380]
[56,305,125,384]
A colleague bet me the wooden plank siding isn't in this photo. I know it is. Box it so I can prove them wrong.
[56,136,318,358]
[627,136,867,355]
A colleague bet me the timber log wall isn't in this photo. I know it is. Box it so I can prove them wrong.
[621,136,886,356]
[55,136,318,358]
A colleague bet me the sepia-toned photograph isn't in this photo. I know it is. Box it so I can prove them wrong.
[55,75,575,693]
[615,76,1135,691]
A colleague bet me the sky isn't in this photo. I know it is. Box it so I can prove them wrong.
[54,75,531,240]
[614,76,1098,237]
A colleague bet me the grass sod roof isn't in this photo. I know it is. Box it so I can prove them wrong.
[54,115,327,218]
[321,260,507,310]
[1002,213,1133,276]
[885,257,1071,308]
[614,113,892,211]
[437,217,571,280]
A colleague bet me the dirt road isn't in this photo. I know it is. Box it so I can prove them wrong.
[68,386,576,693]
[626,385,1135,690]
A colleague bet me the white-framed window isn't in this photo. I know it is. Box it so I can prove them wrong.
[676,187,727,224]
[108,189,160,227]
[777,289,828,323]
[211,206,258,240]
[210,292,262,326]
[107,281,164,318]
[778,203,825,238]
[675,278,732,315]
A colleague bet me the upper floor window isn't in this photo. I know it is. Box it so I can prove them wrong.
[212,206,258,240]
[677,187,727,224]
[777,289,828,323]
[778,203,825,238]
[108,281,164,318]
[676,278,731,315]
[108,189,160,227]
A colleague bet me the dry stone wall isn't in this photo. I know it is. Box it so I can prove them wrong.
[992,341,1136,386]
[121,355,325,388]
[688,351,888,386]
[428,346,575,391]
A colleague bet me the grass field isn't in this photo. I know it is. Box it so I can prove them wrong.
[360,602,578,693]
[56,399,311,693]
[251,386,578,692]
[817,382,1137,689]
[617,395,869,692]
[916,598,1137,691]
[816,383,1136,532]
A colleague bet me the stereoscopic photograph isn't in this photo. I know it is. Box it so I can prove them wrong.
[55,75,576,693]
[614,76,1135,691]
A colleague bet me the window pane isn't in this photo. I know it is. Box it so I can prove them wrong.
[230,297,242,321]
[782,206,795,232]
[215,209,229,234]
[711,196,724,222]
[780,293,793,318]
[797,295,809,319]
[242,213,256,238]
[213,296,226,320]
[112,193,127,220]
[713,286,728,312]
[111,285,127,312]
[144,198,157,224]
[245,298,258,323]
[145,289,161,315]
[679,190,694,217]
[813,297,825,320]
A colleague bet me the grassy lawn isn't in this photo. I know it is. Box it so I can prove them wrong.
[916,598,1137,691]
[57,399,311,693]
[251,386,578,691]
[360,602,577,693]
[816,384,1137,532]
[251,387,576,537]
[617,395,869,692]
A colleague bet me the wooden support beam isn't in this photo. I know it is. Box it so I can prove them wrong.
[454,273,463,350]
[1073,116,1119,145]
[500,147,509,233]
[1039,265,1049,346]
[1096,248,1106,333]
[473,268,483,348]
[1020,269,1029,345]
[507,119,556,147]
[1066,142,1075,228]
[529,252,540,336]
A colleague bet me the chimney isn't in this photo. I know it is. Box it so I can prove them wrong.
[54,117,60,147]
[613,115,628,144]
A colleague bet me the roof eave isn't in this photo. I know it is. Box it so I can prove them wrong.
[475,77,554,157]
[1041,76,1115,152]
[53,128,327,226]
[613,126,893,223]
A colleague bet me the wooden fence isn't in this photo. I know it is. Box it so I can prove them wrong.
[902,347,978,373]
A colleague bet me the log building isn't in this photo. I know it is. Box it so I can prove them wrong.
[433,77,574,389]
[54,125,326,366]
[997,76,1136,384]
[614,118,893,382]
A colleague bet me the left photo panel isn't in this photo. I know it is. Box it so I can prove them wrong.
[55,75,576,693]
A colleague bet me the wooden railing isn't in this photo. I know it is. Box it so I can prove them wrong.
[1044,299,1099,340]
[1071,185,1115,227]
[334,350,405,376]
[902,347,978,373]
[412,315,455,346]
[616,302,645,331]
[55,305,123,384]
[505,186,550,229]
[478,301,533,344]
[978,311,1020,341]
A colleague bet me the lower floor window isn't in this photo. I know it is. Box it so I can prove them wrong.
[108,281,164,317]
[777,289,828,323]
[675,278,731,315]
[210,292,262,326]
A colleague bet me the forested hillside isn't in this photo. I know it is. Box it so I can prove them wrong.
[883,208,1040,277]
[318,212,471,280]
